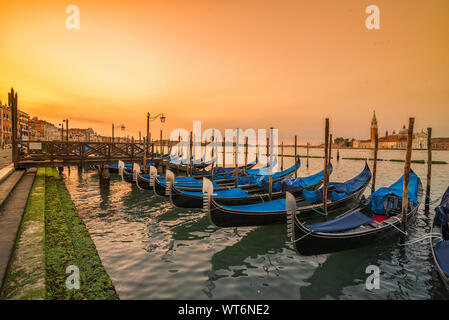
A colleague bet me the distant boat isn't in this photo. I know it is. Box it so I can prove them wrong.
[430,186,449,292]
[153,156,301,196]
[288,170,422,256]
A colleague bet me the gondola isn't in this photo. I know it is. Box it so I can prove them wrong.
[169,167,328,209]
[153,156,301,196]
[430,186,449,292]
[168,160,257,175]
[287,170,422,256]
[136,161,280,191]
[207,163,371,228]
[108,163,132,173]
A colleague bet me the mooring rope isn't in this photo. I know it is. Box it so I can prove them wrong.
[292,228,313,243]
[311,206,328,216]
[372,216,408,236]
[425,194,443,205]
[399,232,443,246]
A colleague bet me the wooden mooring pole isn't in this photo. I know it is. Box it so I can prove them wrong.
[244,136,248,167]
[294,135,298,178]
[211,132,215,181]
[222,139,226,169]
[144,112,150,173]
[306,142,309,168]
[266,136,270,168]
[425,127,432,212]
[400,117,415,241]
[268,128,273,200]
[189,131,193,176]
[234,131,239,188]
[280,141,284,171]
[323,119,330,216]
[160,130,163,155]
[372,131,379,193]
[10,88,18,166]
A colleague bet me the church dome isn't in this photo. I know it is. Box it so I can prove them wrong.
[399,125,408,135]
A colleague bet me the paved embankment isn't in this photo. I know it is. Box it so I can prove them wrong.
[0,167,118,300]
[0,168,45,299]
[0,168,35,292]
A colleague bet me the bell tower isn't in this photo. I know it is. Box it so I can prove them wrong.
[370,111,378,142]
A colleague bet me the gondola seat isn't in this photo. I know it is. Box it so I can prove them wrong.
[220,198,287,212]
[181,188,251,198]
[372,215,388,223]
[305,211,373,233]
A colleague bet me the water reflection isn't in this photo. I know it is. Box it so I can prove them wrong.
[61,148,449,300]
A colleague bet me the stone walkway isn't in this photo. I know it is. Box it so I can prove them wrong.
[0,148,12,171]
[0,169,35,290]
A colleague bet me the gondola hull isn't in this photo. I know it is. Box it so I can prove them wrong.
[430,224,449,292]
[122,169,135,182]
[208,182,368,228]
[152,159,301,196]
[170,181,320,209]
[289,180,423,256]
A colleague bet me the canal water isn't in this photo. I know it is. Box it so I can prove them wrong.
[63,148,449,299]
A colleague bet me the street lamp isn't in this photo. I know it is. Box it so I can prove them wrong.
[59,123,63,141]
[112,123,126,142]
[63,119,69,142]
[143,113,166,172]
[149,113,166,123]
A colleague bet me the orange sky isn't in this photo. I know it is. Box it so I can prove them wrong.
[0,0,448,143]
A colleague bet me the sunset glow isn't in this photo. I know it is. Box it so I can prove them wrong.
[1,0,448,143]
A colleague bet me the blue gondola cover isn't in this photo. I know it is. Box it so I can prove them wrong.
[369,172,419,215]
[306,211,373,233]
[435,240,449,276]
[301,165,371,204]
[433,186,449,228]
[181,188,251,198]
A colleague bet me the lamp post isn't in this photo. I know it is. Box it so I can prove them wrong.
[63,119,69,142]
[144,113,166,172]
[112,123,126,142]
[59,123,64,141]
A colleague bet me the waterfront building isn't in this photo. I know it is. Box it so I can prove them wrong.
[18,110,29,140]
[353,111,433,149]
[68,128,95,141]
[431,138,449,150]
[0,100,29,144]
[0,101,12,144]
[28,117,60,141]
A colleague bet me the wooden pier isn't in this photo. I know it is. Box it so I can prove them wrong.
[13,140,168,169]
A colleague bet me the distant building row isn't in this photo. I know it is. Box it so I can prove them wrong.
[0,100,111,143]
[352,112,449,150]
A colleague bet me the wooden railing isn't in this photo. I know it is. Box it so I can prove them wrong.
[14,140,168,168]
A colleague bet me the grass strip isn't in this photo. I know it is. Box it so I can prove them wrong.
[55,173,118,300]
[45,167,84,299]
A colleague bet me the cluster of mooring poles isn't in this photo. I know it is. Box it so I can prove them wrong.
[320,117,433,243]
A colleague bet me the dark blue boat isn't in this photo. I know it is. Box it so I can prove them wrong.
[288,170,422,255]
[207,163,371,227]
[154,156,301,196]
[431,186,449,292]
[169,167,328,209]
